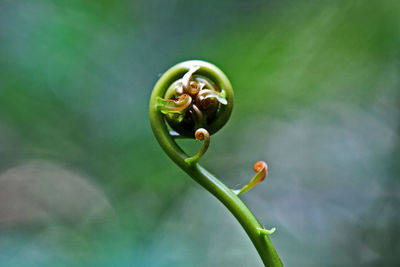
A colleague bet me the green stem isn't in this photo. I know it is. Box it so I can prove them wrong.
[191,165,282,266]
[149,61,283,266]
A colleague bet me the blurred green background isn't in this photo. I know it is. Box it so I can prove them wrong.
[0,0,399,266]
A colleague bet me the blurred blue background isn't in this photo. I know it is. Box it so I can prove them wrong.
[0,0,399,266]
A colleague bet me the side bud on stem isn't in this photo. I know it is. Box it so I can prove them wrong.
[233,161,268,196]
[185,128,210,164]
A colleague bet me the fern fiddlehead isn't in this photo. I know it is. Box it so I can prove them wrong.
[149,60,283,266]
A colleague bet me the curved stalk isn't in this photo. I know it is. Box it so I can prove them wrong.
[149,60,283,266]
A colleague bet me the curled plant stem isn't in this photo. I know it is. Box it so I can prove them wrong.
[185,128,210,164]
[149,60,283,267]
[156,94,192,114]
[182,65,201,95]
[197,89,228,108]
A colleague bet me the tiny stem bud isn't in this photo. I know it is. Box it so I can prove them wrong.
[258,227,276,235]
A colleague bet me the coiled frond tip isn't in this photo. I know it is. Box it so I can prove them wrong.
[184,128,210,164]
[233,161,268,196]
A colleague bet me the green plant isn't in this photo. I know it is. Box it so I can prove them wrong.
[149,60,283,266]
